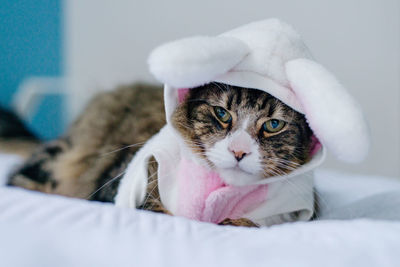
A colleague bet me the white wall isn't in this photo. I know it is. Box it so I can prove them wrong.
[65,0,400,177]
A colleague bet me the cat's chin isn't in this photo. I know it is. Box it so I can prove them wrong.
[217,167,262,186]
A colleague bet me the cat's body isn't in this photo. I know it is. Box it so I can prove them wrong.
[8,82,314,226]
[0,106,39,158]
[8,83,165,202]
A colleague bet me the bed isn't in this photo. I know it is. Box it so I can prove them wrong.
[1,153,399,267]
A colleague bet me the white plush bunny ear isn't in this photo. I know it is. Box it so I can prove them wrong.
[148,36,249,88]
[285,58,370,163]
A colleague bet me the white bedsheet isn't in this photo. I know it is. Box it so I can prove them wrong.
[1,153,400,267]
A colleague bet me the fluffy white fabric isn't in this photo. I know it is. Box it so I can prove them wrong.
[148,36,249,88]
[285,59,370,163]
[148,18,370,163]
[221,18,311,88]
[1,156,400,267]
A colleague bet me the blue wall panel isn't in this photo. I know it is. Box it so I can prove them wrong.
[30,94,65,140]
[0,0,63,139]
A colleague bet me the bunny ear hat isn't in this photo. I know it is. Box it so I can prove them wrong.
[116,19,370,226]
[149,18,369,163]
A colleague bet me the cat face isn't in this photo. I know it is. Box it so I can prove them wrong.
[172,83,313,186]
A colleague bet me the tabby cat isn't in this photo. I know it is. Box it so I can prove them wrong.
[0,106,39,158]
[8,82,313,226]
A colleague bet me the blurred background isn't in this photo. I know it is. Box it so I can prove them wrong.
[1,0,399,177]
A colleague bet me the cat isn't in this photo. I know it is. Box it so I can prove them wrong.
[7,82,313,226]
[7,83,164,201]
[0,106,39,158]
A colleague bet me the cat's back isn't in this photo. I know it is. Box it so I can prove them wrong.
[69,83,165,147]
[8,83,165,201]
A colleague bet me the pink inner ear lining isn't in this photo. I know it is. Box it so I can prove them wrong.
[310,135,322,157]
[178,88,190,103]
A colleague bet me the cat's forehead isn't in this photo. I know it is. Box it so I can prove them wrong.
[192,84,292,120]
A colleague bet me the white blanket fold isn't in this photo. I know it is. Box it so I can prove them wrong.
[1,154,400,267]
[1,186,400,267]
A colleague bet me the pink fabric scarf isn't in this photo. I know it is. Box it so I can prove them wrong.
[175,158,268,223]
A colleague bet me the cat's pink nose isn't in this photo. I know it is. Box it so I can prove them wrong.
[228,130,252,161]
[231,150,247,161]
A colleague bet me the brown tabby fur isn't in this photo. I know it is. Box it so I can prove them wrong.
[9,83,165,202]
[8,82,313,227]
[172,83,313,178]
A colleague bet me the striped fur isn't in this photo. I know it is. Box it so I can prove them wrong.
[172,83,313,179]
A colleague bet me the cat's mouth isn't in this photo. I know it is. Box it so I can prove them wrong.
[232,165,253,175]
[215,162,255,176]
[217,165,261,186]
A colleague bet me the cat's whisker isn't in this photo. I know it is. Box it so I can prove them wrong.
[275,170,326,220]
[141,171,160,207]
[263,157,302,175]
[100,142,146,157]
[146,178,158,186]
[266,168,281,177]
[268,158,301,167]
[299,172,330,216]
[280,176,316,216]
[275,164,298,172]
[175,122,194,131]
[185,142,204,148]
[269,157,301,166]
[86,171,126,200]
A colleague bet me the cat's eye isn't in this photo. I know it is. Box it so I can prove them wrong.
[262,119,286,133]
[213,106,232,123]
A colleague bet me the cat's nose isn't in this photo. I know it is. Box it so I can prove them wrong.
[231,150,248,161]
[228,130,252,161]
